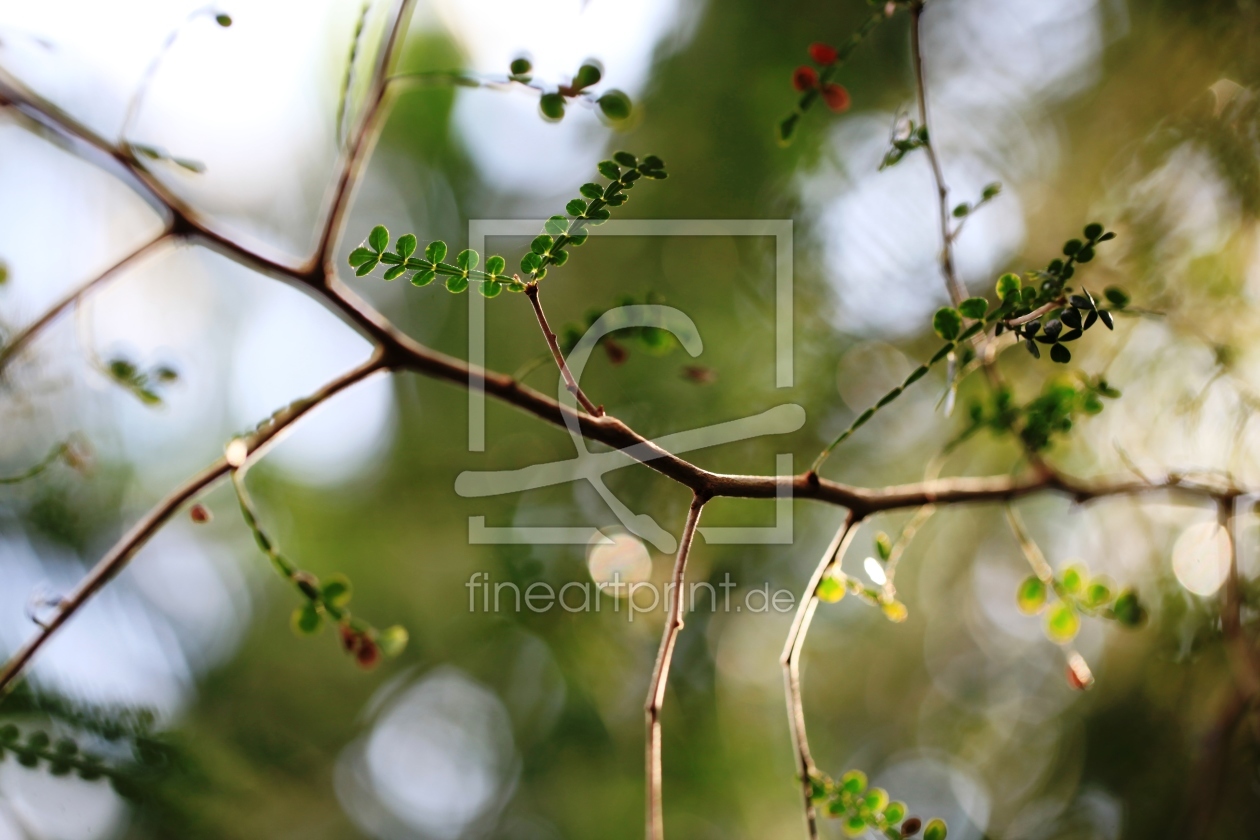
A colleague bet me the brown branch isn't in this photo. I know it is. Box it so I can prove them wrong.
[0,234,171,375]
[910,1,966,307]
[644,493,706,840]
[780,514,861,840]
[524,282,603,416]
[0,351,387,694]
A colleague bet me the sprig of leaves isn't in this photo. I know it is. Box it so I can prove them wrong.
[0,683,184,798]
[230,467,407,669]
[809,768,948,839]
[815,564,909,623]
[104,356,178,405]
[950,375,1121,454]
[812,297,1005,472]
[780,3,904,144]
[392,56,632,124]
[879,118,929,170]
[349,153,667,294]
[1016,561,1147,644]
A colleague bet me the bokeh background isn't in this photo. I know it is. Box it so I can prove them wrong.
[3,0,1260,837]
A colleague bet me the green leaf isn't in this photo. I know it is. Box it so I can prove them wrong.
[368,225,389,253]
[396,234,417,259]
[597,160,620,180]
[566,198,588,216]
[382,264,406,281]
[539,92,566,121]
[779,114,799,144]
[1103,286,1129,309]
[531,234,554,255]
[456,249,479,271]
[864,788,889,811]
[597,90,631,120]
[982,182,1002,200]
[844,815,867,837]
[291,603,323,635]
[425,241,448,263]
[1085,577,1114,608]
[1060,563,1087,595]
[613,151,637,168]
[574,62,602,88]
[551,249,569,267]
[348,247,377,268]
[545,215,568,236]
[875,532,892,561]
[923,819,948,840]
[485,255,506,276]
[884,802,906,824]
[1083,222,1104,240]
[378,625,409,657]
[354,258,379,277]
[521,252,543,273]
[932,307,962,341]
[839,769,867,795]
[510,57,532,75]
[1045,601,1080,643]
[959,297,988,320]
[996,272,1021,300]
[322,574,352,608]
[1111,589,1146,627]
[1062,238,1082,256]
[1016,576,1047,614]
[446,275,469,293]
[816,574,845,603]
[480,279,503,298]
[411,270,436,287]
[952,202,970,218]
[215,13,232,27]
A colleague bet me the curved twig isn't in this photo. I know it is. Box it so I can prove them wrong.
[780,514,861,840]
[645,493,707,840]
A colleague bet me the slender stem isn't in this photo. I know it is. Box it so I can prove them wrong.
[524,282,603,416]
[910,2,965,307]
[0,442,67,485]
[0,234,170,375]
[0,352,386,694]
[1004,504,1054,581]
[645,493,706,840]
[780,514,860,840]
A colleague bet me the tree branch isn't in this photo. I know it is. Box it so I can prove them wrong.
[780,514,860,840]
[645,492,706,840]
[524,282,603,416]
[0,351,387,694]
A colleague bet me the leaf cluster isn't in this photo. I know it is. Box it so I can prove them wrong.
[1017,561,1147,644]
[349,153,667,294]
[105,356,178,405]
[809,768,948,839]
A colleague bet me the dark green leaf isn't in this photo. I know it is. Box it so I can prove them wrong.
[958,297,988,320]
[1104,286,1129,308]
[425,240,447,263]
[566,198,588,216]
[396,234,417,259]
[539,93,565,121]
[348,247,377,268]
[480,279,503,298]
[510,57,532,75]
[574,62,602,88]
[411,270,436,287]
[382,264,406,281]
[485,255,506,276]
[932,307,962,341]
[456,249,479,271]
[597,90,631,120]
[580,182,604,200]
[368,225,389,253]
[354,258,379,277]
[446,275,469,293]
[1083,222,1104,240]
[530,235,553,255]
[597,160,620,180]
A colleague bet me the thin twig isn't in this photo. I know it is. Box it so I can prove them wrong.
[0,351,386,694]
[645,492,706,840]
[780,514,861,840]
[0,442,68,485]
[1003,503,1054,581]
[910,1,965,307]
[524,282,603,416]
[0,234,170,375]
